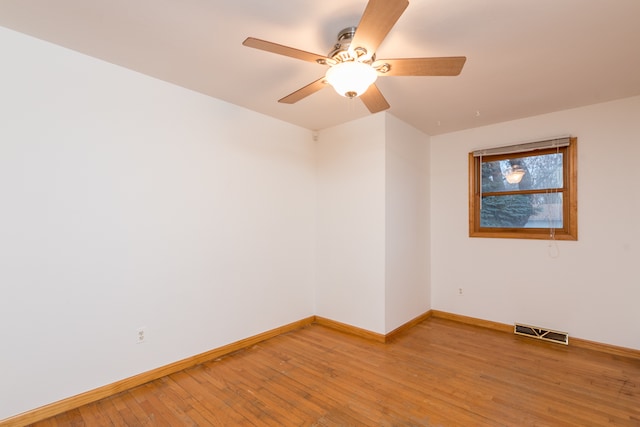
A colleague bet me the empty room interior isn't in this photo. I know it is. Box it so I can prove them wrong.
[1,0,639,425]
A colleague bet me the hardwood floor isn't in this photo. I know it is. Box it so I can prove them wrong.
[28,318,640,426]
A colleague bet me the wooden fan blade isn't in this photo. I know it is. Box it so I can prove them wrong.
[374,57,467,76]
[351,0,409,59]
[243,37,328,64]
[360,84,390,113]
[278,77,328,104]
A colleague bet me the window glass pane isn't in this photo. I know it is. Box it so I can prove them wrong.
[526,192,563,228]
[481,153,563,193]
[481,193,563,228]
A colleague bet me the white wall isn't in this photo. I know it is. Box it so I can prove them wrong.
[0,27,316,420]
[430,96,640,350]
[315,114,387,333]
[384,115,431,332]
[315,114,431,334]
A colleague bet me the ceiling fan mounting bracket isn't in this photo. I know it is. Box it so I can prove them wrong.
[337,26,357,43]
[374,62,391,74]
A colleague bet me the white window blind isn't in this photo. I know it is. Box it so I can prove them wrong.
[472,136,571,157]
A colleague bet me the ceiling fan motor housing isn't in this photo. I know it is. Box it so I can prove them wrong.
[328,27,374,64]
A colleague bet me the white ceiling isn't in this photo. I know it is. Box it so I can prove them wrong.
[1,0,639,135]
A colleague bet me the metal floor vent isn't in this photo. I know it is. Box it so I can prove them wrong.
[514,323,568,345]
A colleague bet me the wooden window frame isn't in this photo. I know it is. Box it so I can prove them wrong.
[469,137,577,240]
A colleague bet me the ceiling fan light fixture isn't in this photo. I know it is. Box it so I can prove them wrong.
[325,61,377,98]
[243,0,465,112]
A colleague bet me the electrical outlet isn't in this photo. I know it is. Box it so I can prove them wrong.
[136,327,146,344]
[458,288,463,295]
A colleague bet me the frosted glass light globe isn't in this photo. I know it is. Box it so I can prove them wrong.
[325,61,377,98]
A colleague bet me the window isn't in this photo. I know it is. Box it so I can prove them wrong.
[469,137,577,240]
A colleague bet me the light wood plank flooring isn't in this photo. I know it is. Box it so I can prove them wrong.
[28,318,640,426]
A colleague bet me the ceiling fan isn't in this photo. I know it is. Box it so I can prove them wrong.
[242,0,466,114]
